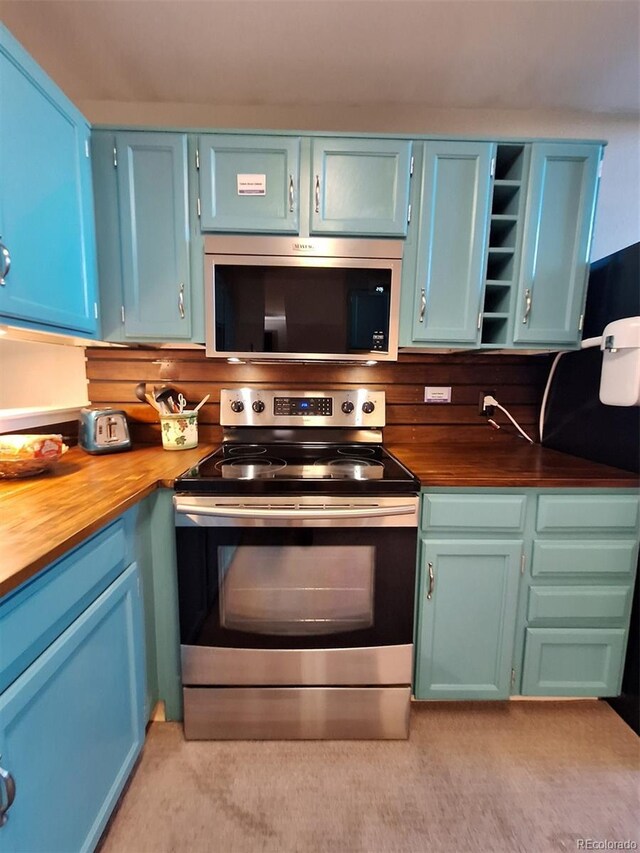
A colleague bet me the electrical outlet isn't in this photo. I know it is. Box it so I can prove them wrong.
[478,390,496,417]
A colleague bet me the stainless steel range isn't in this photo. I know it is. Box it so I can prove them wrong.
[174,389,419,740]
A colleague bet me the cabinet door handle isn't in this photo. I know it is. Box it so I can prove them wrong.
[314,175,320,214]
[289,175,295,213]
[0,763,16,827]
[522,288,532,324]
[178,283,185,319]
[0,242,11,286]
[426,561,435,600]
[419,288,427,324]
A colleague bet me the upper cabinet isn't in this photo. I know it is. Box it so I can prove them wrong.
[309,138,412,236]
[198,135,301,233]
[88,124,603,349]
[196,135,413,238]
[400,139,602,351]
[512,143,601,347]
[0,25,98,337]
[400,141,494,347]
[92,130,203,342]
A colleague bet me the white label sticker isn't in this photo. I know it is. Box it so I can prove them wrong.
[424,386,452,404]
[237,174,267,196]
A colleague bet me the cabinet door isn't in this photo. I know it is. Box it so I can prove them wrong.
[513,143,601,345]
[0,562,145,853]
[521,627,626,696]
[310,138,412,236]
[414,539,522,699]
[0,26,97,336]
[116,132,192,339]
[409,141,494,344]
[198,135,300,233]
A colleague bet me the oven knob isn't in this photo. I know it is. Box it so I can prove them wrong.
[362,401,375,414]
[252,400,265,413]
[230,400,244,413]
[341,401,355,414]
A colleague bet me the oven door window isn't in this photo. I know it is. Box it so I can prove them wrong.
[176,527,415,650]
[219,545,374,635]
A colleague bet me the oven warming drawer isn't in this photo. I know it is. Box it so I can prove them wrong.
[184,686,411,740]
[181,644,413,686]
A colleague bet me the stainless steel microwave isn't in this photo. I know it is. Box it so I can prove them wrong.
[204,236,403,361]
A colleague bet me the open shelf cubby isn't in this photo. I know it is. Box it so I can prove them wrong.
[485,250,514,281]
[481,315,509,346]
[492,182,521,215]
[480,144,528,347]
[483,283,511,314]
[495,145,525,181]
[489,216,518,249]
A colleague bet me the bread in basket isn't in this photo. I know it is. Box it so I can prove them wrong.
[0,434,69,478]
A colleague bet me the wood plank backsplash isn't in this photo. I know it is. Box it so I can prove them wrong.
[85,349,552,445]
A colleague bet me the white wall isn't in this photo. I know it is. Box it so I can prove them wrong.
[84,101,640,261]
[0,339,88,418]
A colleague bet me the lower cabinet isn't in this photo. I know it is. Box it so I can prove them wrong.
[0,526,146,851]
[521,627,626,697]
[414,539,522,699]
[414,489,639,701]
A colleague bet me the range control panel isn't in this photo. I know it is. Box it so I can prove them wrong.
[221,389,385,428]
[274,397,333,417]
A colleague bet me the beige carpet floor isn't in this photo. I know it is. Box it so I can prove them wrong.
[100,701,639,853]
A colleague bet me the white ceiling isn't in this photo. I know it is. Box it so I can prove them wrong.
[2,0,639,115]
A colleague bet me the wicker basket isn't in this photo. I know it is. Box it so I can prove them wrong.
[0,435,68,479]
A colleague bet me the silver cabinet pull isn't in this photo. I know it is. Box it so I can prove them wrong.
[0,763,16,827]
[0,242,11,286]
[314,175,320,214]
[522,288,532,324]
[288,175,294,213]
[178,283,185,319]
[419,288,426,323]
[426,561,435,600]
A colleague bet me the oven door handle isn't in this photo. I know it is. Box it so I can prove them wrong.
[174,502,416,521]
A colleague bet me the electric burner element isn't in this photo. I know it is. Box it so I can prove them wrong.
[323,457,383,468]
[336,446,376,457]
[227,445,268,456]
[217,456,287,480]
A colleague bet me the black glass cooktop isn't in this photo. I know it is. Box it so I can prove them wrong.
[175,443,419,495]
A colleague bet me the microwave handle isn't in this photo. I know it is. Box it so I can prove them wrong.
[314,175,320,214]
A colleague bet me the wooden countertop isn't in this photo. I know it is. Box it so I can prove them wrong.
[1,435,637,600]
[387,434,640,488]
[0,443,214,599]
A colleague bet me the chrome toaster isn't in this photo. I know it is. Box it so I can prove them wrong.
[79,408,131,454]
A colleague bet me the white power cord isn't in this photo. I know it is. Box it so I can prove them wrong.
[483,395,535,444]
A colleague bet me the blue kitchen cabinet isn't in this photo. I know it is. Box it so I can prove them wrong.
[399,141,494,346]
[92,131,198,341]
[0,563,144,852]
[0,513,148,849]
[520,628,626,696]
[512,142,602,346]
[513,490,639,697]
[414,538,522,699]
[310,138,412,236]
[414,489,639,700]
[0,25,98,336]
[198,134,301,233]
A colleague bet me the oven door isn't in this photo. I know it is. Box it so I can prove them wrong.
[174,495,418,686]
